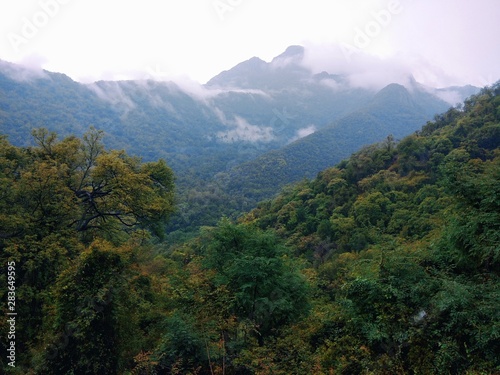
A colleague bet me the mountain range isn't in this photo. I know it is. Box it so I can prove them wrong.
[0,45,480,234]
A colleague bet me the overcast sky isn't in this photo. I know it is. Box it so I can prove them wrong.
[0,0,499,87]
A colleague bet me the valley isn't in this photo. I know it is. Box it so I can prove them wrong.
[0,47,479,237]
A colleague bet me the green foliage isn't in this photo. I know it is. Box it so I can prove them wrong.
[202,220,310,340]
[238,83,500,373]
[39,241,126,374]
[1,83,499,374]
[439,149,500,271]
[0,130,176,373]
[154,313,205,374]
[1,128,175,243]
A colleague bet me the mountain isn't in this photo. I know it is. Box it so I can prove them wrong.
[207,45,310,89]
[232,84,500,374]
[0,56,370,173]
[0,48,481,235]
[1,79,498,374]
[222,82,455,203]
[0,51,475,174]
[0,60,122,147]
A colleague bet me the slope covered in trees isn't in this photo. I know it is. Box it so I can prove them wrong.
[238,83,500,373]
[166,82,463,238]
[163,83,500,374]
[223,83,445,203]
[0,129,176,373]
[1,84,499,374]
[1,57,478,238]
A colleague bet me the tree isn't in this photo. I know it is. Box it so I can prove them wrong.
[2,128,175,242]
[38,240,126,374]
[440,151,500,272]
[0,129,176,371]
[202,220,309,343]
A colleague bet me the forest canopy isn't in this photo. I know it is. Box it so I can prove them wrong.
[1,83,499,374]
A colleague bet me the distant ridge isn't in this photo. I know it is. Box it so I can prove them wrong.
[0,46,482,232]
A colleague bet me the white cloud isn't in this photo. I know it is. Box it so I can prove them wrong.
[289,125,317,142]
[216,116,274,143]
[0,57,48,81]
[86,81,136,116]
[318,77,342,91]
[0,0,499,87]
[432,90,463,106]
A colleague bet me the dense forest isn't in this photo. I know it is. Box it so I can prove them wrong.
[1,58,477,240]
[165,81,466,239]
[1,83,499,374]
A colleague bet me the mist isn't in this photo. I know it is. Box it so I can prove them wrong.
[216,116,274,143]
[0,58,48,82]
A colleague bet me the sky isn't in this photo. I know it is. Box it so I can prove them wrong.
[0,0,499,88]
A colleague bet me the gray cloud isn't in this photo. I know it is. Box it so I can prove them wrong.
[301,43,465,90]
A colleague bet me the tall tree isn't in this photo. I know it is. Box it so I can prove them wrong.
[0,129,176,370]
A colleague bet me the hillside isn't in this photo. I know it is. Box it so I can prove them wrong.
[236,83,500,373]
[0,52,480,237]
[223,82,450,203]
[245,83,500,256]
[0,78,498,374]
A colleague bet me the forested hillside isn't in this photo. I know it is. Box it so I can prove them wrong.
[0,128,176,373]
[1,77,498,374]
[224,83,446,203]
[239,83,500,373]
[166,80,466,237]
[1,56,479,238]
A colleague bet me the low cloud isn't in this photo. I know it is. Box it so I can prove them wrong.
[318,77,342,91]
[289,125,317,143]
[433,90,463,106]
[301,44,404,90]
[87,81,136,114]
[216,116,274,143]
[300,42,463,90]
[0,56,48,82]
[90,67,271,104]
[426,87,479,106]
[181,80,271,103]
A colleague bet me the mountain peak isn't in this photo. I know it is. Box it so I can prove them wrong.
[206,46,308,89]
[271,45,305,65]
[277,45,305,58]
[205,56,267,88]
[245,56,267,66]
[369,83,414,110]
